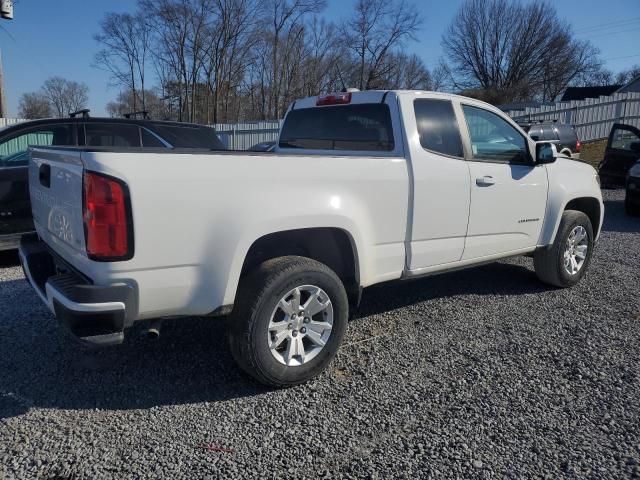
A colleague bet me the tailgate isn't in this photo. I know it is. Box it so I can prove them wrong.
[28,147,86,258]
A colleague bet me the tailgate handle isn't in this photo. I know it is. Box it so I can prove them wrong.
[39,164,51,188]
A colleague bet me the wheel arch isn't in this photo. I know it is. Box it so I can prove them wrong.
[540,195,603,246]
[236,227,361,306]
[564,197,602,238]
[560,148,573,157]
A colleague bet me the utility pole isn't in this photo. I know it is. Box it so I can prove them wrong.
[0,49,5,118]
[0,0,12,117]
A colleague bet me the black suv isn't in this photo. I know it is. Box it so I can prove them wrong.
[0,116,225,250]
[520,121,581,159]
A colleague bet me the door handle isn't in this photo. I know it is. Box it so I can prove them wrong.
[39,163,51,188]
[476,176,495,187]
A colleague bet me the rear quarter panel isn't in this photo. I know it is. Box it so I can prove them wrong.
[79,151,409,319]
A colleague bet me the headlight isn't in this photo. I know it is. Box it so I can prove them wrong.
[629,162,640,178]
[595,174,600,187]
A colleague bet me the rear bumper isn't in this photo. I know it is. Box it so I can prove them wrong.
[18,233,135,346]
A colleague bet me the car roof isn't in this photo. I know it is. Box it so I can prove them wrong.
[0,117,210,135]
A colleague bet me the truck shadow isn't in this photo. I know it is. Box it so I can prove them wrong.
[0,250,20,267]
[0,259,549,418]
[355,260,547,320]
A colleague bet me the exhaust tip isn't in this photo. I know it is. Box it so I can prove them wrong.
[141,320,162,340]
[145,328,160,340]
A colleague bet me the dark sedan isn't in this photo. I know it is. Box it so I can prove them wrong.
[0,116,224,250]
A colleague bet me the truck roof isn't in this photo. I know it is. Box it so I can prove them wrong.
[288,89,501,115]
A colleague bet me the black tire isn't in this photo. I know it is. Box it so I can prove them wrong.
[227,256,348,387]
[560,149,572,158]
[534,210,594,288]
[625,194,640,216]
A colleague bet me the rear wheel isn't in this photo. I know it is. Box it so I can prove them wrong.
[534,210,594,287]
[228,256,348,387]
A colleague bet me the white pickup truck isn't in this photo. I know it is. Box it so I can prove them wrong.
[19,90,603,386]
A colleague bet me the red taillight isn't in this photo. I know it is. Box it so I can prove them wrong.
[316,92,351,106]
[83,171,132,260]
[576,140,581,153]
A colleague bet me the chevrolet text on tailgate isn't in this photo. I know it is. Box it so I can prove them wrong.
[20,90,604,387]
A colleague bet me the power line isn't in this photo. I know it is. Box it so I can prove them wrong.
[573,17,640,33]
[602,53,640,61]
[580,27,640,39]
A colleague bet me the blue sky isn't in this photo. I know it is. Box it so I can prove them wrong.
[0,0,639,117]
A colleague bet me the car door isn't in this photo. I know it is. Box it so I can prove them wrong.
[0,123,75,238]
[401,94,471,270]
[459,103,548,260]
[600,124,640,186]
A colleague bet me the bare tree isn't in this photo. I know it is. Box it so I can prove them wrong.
[18,92,52,118]
[573,67,614,87]
[106,89,170,119]
[615,65,640,85]
[141,0,212,122]
[341,0,422,90]
[98,0,434,122]
[442,0,602,103]
[299,17,343,96]
[260,0,326,118]
[201,0,260,123]
[41,77,89,117]
[94,12,151,113]
[379,52,431,90]
[65,81,90,114]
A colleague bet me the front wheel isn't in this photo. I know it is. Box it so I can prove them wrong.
[228,256,348,387]
[534,210,594,288]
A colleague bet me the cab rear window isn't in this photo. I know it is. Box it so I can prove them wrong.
[279,104,394,152]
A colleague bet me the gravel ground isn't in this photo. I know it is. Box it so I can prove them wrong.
[1,189,639,479]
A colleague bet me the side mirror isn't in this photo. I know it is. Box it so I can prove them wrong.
[530,134,540,141]
[535,142,558,164]
[630,141,640,153]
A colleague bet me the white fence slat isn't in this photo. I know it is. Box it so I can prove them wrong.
[508,92,640,142]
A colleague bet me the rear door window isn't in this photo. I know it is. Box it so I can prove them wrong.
[151,124,225,150]
[0,124,74,167]
[541,125,558,141]
[279,104,395,151]
[556,125,577,144]
[413,99,463,157]
[528,126,544,141]
[85,124,141,147]
[141,128,167,147]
